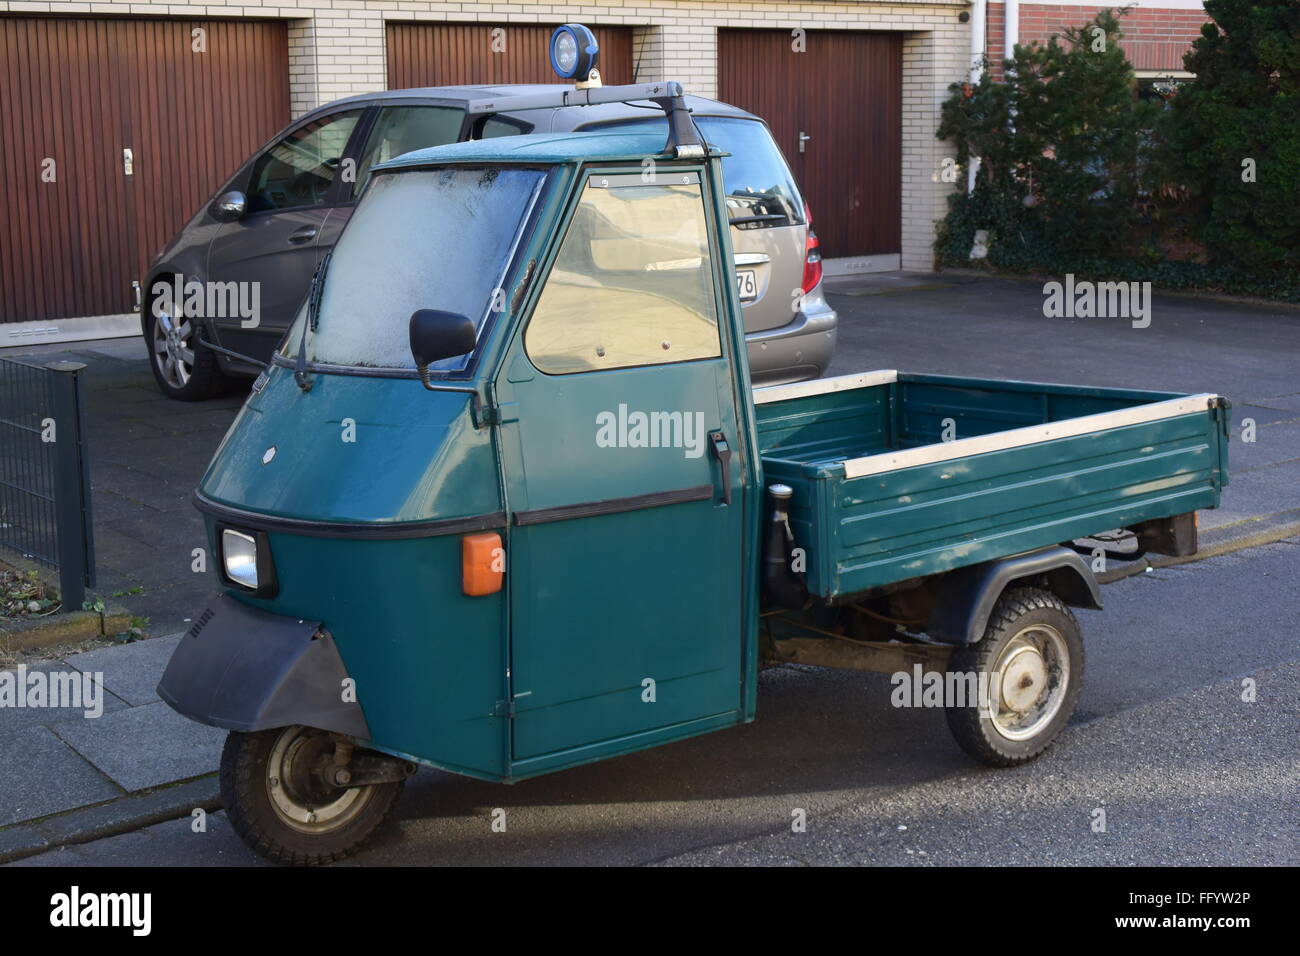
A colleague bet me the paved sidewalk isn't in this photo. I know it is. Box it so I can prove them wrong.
[0,633,221,862]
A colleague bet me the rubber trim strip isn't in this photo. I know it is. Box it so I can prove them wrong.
[513,484,714,526]
[194,491,505,540]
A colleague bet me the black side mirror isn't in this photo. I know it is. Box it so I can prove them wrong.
[409,309,477,375]
[213,190,247,222]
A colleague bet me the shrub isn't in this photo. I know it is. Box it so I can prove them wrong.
[936,10,1156,268]
[1159,0,1300,275]
[935,4,1300,300]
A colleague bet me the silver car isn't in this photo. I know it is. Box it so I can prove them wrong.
[142,84,837,399]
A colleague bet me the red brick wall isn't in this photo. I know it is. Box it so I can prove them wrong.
[986,3,1211,73]
[986,2,1007,80]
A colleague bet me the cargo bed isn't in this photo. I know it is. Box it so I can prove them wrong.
[754,371,1230,600]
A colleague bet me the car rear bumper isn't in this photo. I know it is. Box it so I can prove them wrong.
[745,286,838,387]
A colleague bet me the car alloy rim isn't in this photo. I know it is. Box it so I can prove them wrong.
[152,310,195,389]
[988,624,1069,742]
[265,726,372,834]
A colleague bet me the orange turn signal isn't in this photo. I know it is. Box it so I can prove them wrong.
[462,532,504,596]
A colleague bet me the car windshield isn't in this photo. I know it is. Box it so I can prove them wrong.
[280,166,544,372]
[587,115,805,227]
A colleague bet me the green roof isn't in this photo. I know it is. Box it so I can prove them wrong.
[376,131,673,171]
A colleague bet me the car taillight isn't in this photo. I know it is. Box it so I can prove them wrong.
[801,228,823,295]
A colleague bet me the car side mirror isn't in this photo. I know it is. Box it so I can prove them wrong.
[409,309,477,378]
[213,190,247,222]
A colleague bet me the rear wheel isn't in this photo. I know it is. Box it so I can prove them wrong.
[145,297,227,400]
[220,726,404,866]
[944,587,1084,767]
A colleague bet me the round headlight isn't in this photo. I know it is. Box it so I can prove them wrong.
[549,24,598,81]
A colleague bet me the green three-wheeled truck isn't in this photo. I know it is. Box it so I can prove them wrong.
[158,40,1231,864]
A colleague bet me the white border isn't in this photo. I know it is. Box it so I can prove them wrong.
[841,393,1218,479]
[753,369,899,405]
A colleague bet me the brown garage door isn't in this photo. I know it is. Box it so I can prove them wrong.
[387,23,633,89]
[0,17,289,325]
[719,29,901,260]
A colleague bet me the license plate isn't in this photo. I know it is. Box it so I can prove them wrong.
[737,270,758,301]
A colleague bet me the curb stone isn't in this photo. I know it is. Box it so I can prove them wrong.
[0,608,135,653]
[0,774,220,864]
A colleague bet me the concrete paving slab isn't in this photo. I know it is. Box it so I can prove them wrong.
[50,701,223,793]
[0,726,122,826]
[64,634,182,707]
[0,660,130,733]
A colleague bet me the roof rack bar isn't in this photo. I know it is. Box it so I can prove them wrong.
[464,81,707,158]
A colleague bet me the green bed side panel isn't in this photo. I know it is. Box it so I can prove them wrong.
[754,375,1228,600]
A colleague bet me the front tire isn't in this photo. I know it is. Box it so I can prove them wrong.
[944,587,1084,767]
[145,299,228,400]
[220,726,404,866]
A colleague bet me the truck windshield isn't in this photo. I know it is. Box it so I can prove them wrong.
[280,166,545,373]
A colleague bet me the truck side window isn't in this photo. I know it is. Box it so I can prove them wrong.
[524,174,722,375]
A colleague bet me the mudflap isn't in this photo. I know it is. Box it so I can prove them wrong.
[157,592,369,739]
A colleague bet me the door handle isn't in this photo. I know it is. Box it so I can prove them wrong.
[798,131,811,154]
[288,227,318,244]
[709,431,732,506]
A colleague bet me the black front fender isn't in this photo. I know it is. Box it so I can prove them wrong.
[158,592,369,739]
[926,546,1103,644]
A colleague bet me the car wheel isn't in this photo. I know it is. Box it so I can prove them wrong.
[944,587,1084,767]
[145,298,228,401]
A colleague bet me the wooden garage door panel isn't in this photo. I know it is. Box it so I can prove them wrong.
[718,29,901,259]
[387,23,633,89]
[0,17,289,324]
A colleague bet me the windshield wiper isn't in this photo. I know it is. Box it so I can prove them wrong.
[295,250,332,392]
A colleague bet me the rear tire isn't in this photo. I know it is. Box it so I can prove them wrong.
[220,726,404,866]
[944,587,1084,767]
[144,297,228,400]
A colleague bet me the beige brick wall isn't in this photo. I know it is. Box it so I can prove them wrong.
[2,0,970,269]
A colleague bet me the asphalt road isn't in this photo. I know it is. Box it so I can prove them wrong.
[14,537,1298,867]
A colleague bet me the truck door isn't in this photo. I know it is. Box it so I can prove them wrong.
[497,169,748,770]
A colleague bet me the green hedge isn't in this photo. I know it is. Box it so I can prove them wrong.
[934,2,1300,302]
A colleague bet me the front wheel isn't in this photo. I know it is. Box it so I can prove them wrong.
[944,587,1084,767]
[220,726,405,866]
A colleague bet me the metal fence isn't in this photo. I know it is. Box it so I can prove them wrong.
[0,357,95,608]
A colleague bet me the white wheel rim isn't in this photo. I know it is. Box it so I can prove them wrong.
[152,310,195,388]
[265,727,372,834]
[987,624,1070,742]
